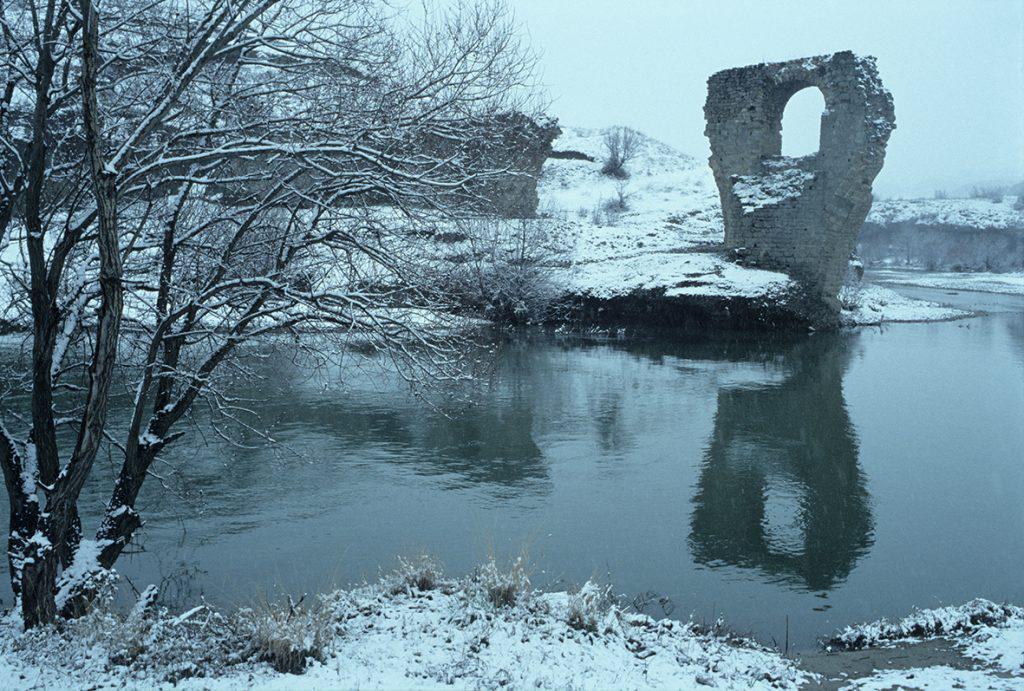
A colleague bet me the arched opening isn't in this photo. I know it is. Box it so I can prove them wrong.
[780,87,826,157]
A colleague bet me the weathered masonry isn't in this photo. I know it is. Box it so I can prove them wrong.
[704,51,895,319]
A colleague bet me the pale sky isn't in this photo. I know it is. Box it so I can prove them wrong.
[504,0,1024,198]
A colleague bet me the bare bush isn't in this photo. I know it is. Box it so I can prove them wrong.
[970,185,1006,203]
[442,218,569,324]
[601,127,641,178]
[235,594,334,675]
[475,553,531,608]
[392,554,444,593]
[603,181,632,214]
[566,581,613,633]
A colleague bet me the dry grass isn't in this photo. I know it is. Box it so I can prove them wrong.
[474,552,531,608]
[392,553,444,593]
[566,581,613,633]
[235,594,334,674]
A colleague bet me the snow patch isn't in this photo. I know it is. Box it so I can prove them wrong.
[839,283,969,325]
[731,169,816,214]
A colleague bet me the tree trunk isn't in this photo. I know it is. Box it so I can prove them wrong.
[20,537,58,627]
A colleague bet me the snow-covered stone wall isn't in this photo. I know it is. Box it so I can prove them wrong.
[704,51,896,323]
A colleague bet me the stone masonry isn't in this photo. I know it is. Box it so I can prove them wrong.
[704,51,895,320]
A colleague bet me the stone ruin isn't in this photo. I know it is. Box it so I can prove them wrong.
[704,51,895,322]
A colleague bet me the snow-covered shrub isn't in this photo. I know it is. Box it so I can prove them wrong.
[392,553,444,593]
[601,126,640,178]
[838,259,866,311]
[566,581,613,633]
[235,594,334,674]
[442,218,569,324]
[475,553,531,608]
[7,591,246,684]
[114,604,242,682]
[828,599,1024,651]
[602,181,631,214]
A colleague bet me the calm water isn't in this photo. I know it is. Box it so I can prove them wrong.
[2,287,1023,650]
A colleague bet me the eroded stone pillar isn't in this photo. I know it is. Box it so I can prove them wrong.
[704,51,895,323]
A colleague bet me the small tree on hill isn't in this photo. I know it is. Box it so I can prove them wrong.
[601,126,640,178]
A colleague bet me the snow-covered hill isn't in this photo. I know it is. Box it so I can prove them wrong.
[538,127,967,324]
[539,127,793,300]
[867,196,1024,230]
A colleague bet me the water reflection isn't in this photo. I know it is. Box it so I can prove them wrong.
[689,335,873,591]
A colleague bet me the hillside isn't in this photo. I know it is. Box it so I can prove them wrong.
[859,196,1024,272]
[537,127,967,325]
[866,196,1024,231]
[539,128,791,301]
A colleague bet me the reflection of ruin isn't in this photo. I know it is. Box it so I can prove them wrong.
[689,335,872,591]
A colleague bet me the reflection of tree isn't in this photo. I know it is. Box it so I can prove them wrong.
[689,335,873,591]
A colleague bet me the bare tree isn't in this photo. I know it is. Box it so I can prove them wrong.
[0,0,538,627]
[601,126,640,179]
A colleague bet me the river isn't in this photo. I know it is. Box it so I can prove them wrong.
[1,284,1022,650]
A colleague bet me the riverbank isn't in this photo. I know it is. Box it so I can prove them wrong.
[1,564,1021,689]
[534,128,973,328]
[0,561,808,689]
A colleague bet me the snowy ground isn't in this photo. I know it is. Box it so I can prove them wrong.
[0,567,808,690]
[838,282,970,325]
[822,599,1024,689]
[1,569,1021,690]
[866,196,1024,231]
[538,128,969,324]
[869,268,1024,296]
[539,127,794,301]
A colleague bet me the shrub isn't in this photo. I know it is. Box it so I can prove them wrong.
[392,554,444,593]
[970,185,1005,203]
[566,581,613,633]
[442,218,569,324]
[601,126,640,178]
[475,553,530,608]
[235,594,334,674]
[603,181,631,214]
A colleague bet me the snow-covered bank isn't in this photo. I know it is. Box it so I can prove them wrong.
[870,268,1024,296]
[537,127,967,328]
[839,283,971,325]
[4,573,1023,691]
[822,599,1024,689]
[0,566,809,690]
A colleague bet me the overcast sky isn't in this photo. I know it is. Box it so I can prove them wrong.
[502,0,1024,198]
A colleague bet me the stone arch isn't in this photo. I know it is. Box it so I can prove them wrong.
[779,86,827,158]
[703,51,895,325]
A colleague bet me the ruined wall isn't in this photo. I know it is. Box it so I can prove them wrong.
[463,113,561,218]
[704,51,895,320]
